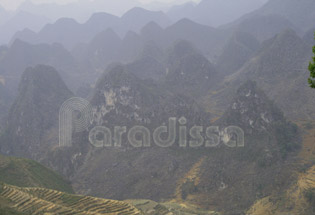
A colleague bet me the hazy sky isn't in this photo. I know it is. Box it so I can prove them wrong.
[0,0,198,10]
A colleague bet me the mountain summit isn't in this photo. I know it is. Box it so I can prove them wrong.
[0,65,72,159]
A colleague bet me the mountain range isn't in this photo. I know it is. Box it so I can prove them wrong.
[11,7,171,50]
[0,0,315,214]
[0,39,81,97]
[208,29,315,121]
[0,52,304,214]
[0,10,50,45]
[168,0,268,27]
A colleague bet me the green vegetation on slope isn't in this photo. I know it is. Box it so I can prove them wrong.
[0,155,73,193]
[309,32,315,88]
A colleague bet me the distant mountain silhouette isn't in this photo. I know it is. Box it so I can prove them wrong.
[118,7,170,34]
[120,31,144,62]
[14,7,172,50]
[140,21,165,46]
[162,40,217,97]
[0,40,79,94]
[234,14,297,42]
[254,0,315,32]
[10,28,39,45]
[216,31,260,76]
[37,18,82,49]
[18,0,141,22]
[163,19,228,61]
[86,29,122,69]
[226,0,315,36]
[168,0,268,27]
[73,19,228,75]
[126,41,165,81]
[0,11,50,45]
[84,12,120,36]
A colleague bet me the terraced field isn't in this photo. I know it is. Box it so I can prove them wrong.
[0,183,142,215]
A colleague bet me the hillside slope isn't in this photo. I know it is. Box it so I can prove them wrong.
[0,183,141,215]
[247,165,315,215]
[0,155,73,193]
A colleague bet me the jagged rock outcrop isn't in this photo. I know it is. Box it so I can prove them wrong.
[0,65,73,159]
[71,64,212,200]
[186,81,301,213]
[0,58,301,215]
[90,64,209,128]
[68,65,301,215]
[219,81,285,133]
[209,29,315,120]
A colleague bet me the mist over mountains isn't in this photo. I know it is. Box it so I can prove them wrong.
[0,0,315,214]
[0,0,272,45]
[168,0,268,27]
